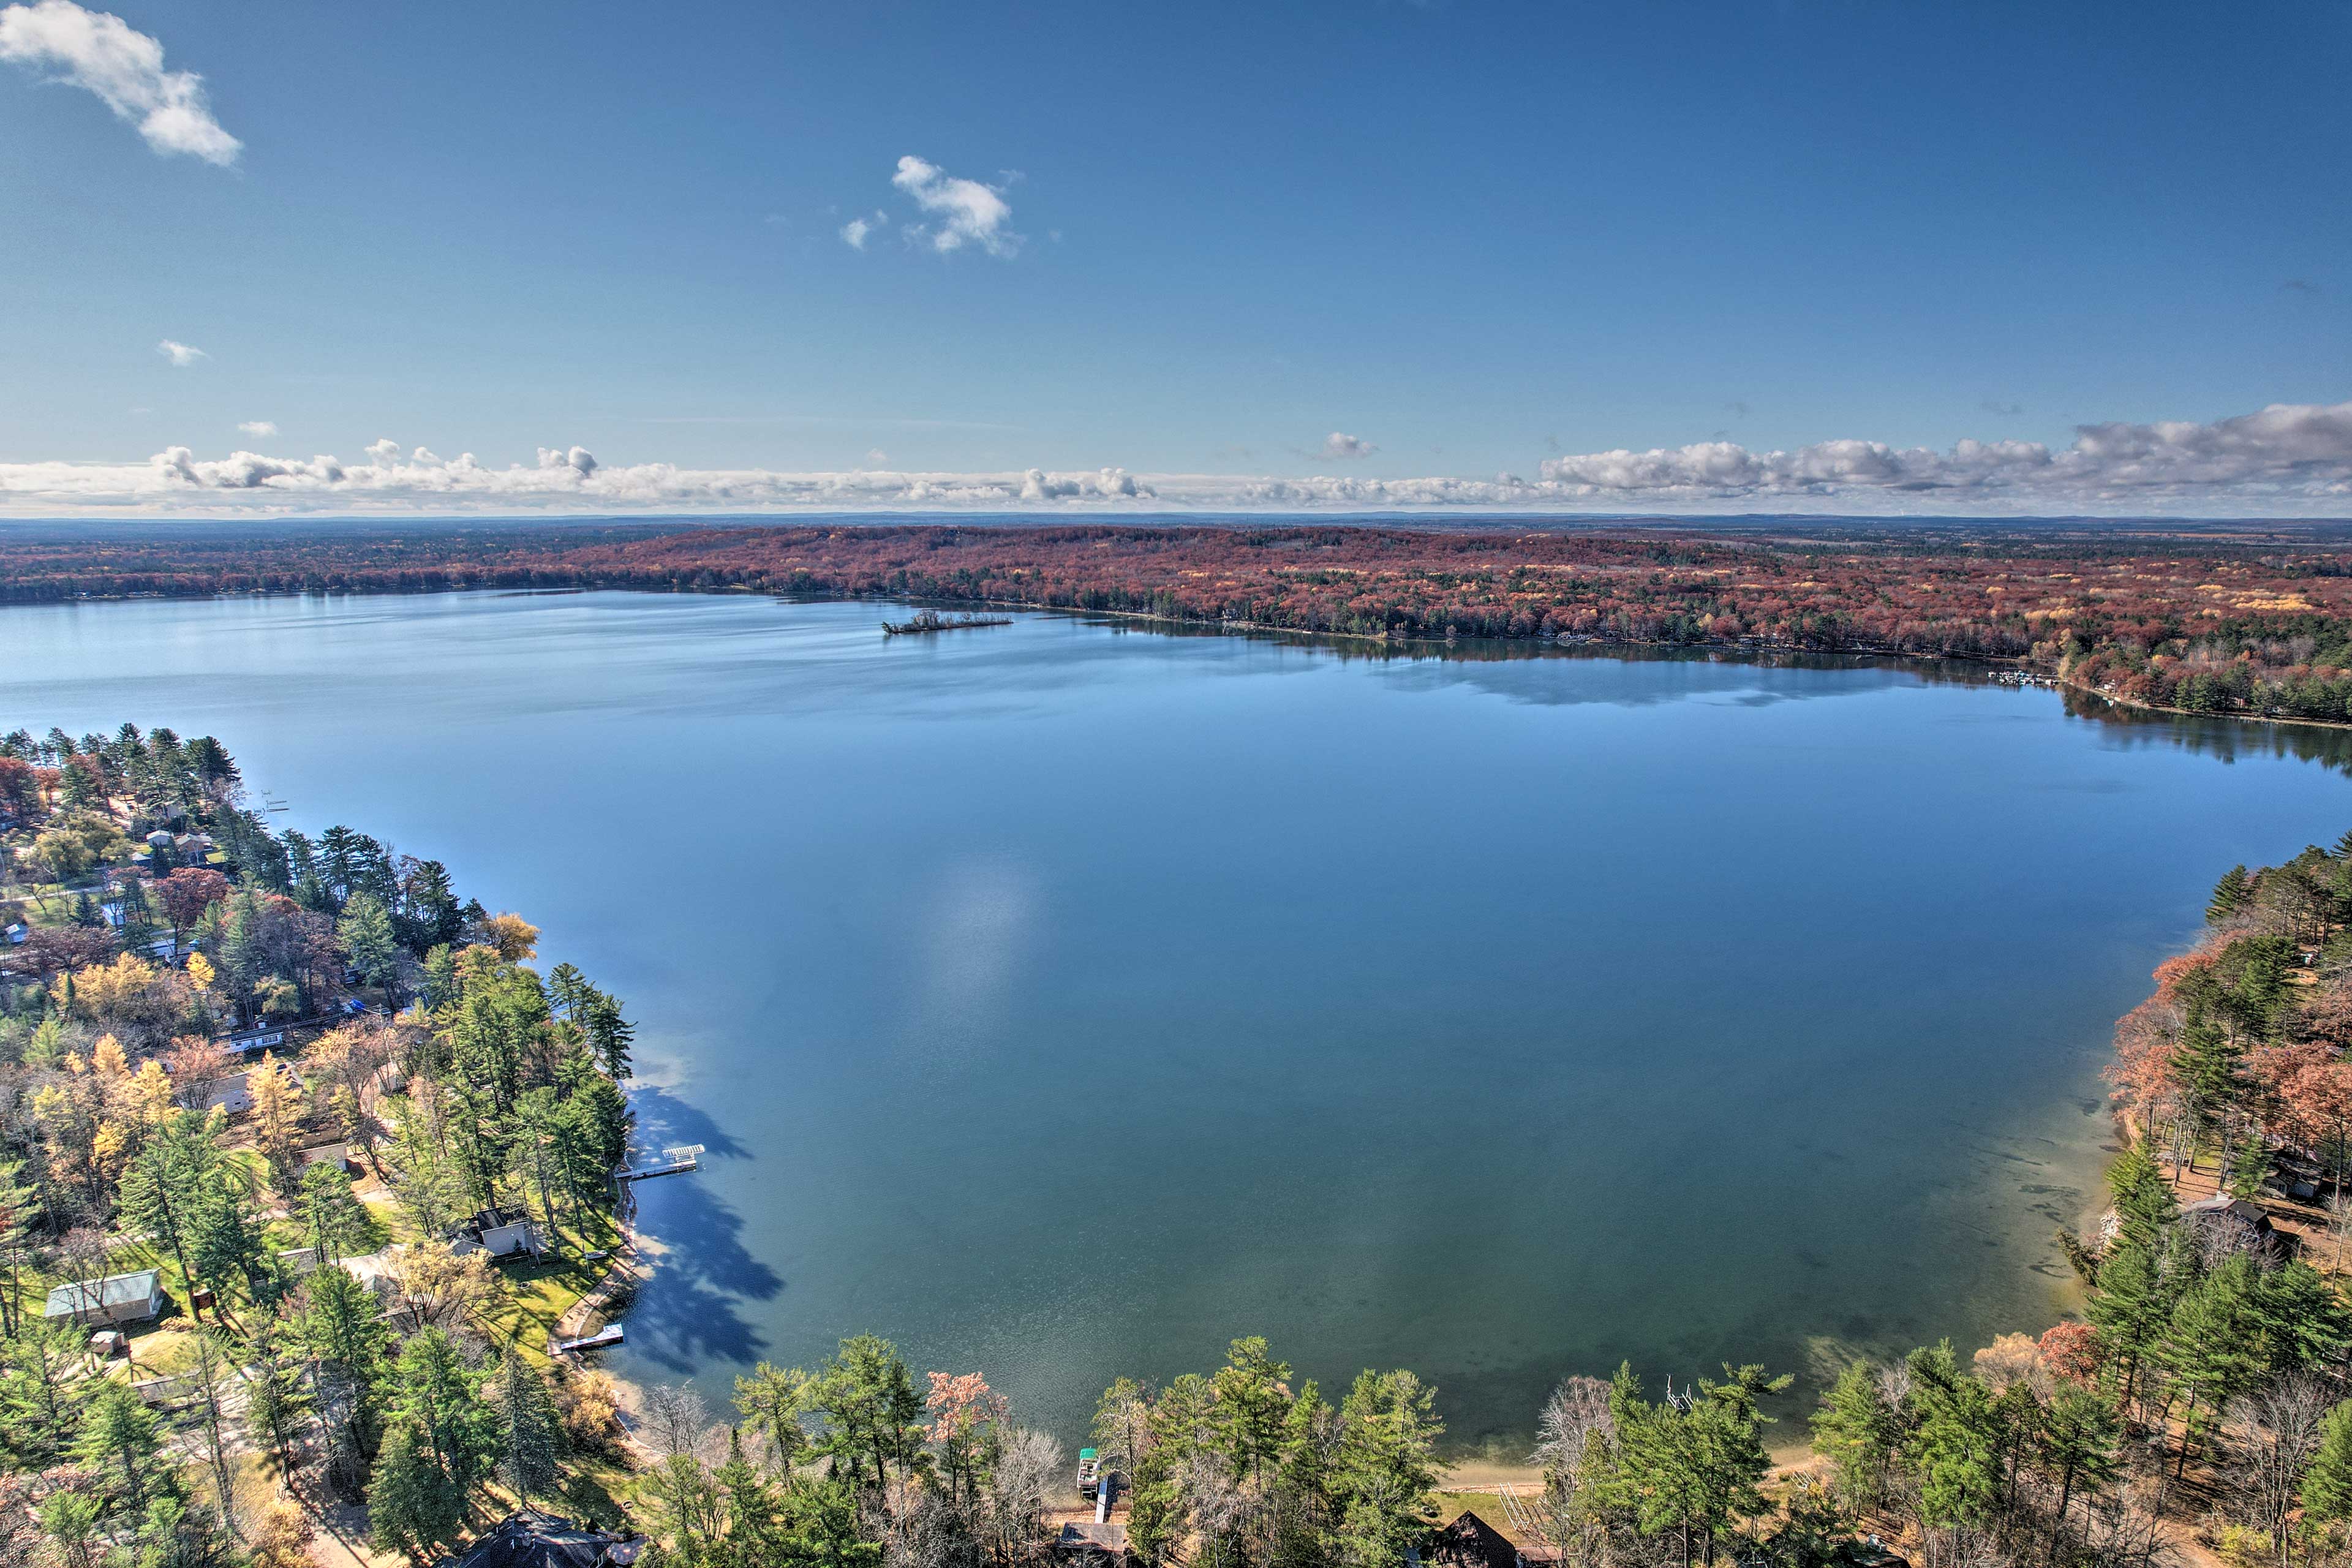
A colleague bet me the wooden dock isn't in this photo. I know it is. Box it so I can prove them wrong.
[615,1144,703,1183]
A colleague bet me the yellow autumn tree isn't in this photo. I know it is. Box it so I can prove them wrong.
[126,1060,175,1126]
[479,911,540,962]
[89,1034,129,1082]
[70,952,184,1051]
[249,1053,304,1188]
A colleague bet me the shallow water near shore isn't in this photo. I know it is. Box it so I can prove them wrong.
[10,589,2352,1453]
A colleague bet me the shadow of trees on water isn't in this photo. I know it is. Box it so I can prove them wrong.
[620,1087,782,1374]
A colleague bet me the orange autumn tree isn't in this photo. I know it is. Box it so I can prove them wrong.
[925,1371,1009,1507]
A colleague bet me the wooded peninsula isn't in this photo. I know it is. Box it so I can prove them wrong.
[12,519,2352,722]
[7,722,2352,1568]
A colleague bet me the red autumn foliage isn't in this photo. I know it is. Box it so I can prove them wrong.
[2038,1319,2101,1384]
[2105,995,2182,1120]
[13,519,2352,717]
[157,867,230,936]
[2152,950,2220,1003]
[0,756,36,818]
[0,924,119,979]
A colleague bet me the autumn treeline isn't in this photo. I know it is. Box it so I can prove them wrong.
[15,521,2352,720]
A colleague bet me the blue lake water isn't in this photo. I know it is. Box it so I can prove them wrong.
[10,589,2352,1452]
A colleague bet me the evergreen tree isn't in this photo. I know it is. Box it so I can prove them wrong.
[772,1472,881,1567]
[546,962,594,1027]
[301,1264,393,1480]
[2252,1259,2352,1378]
[368,1422,462,1564]
[584,990,636,1081]
[76,1381,165,1511]
[2036,1382,2120,1525]
[491,1355,566,1508]
[2210,865,2254,921]
[1612,1362,1787,1568]
[2159,1256,2266,1474]
[391,1327,496,1496]
[2107,1143,2179,1252]
[188,1162,273,1306]
[1810,1360,1900,1513]
[1209,1336,1294,1483]
[1331,1368,1443,1567]
[2305,1398,2352,1525]
[298,1161,375,1265]
[399,860,463,952]
[118,1112,220,1321]
[1,1317,94,1465]
[338,892,404,1009]
[243,1310,315,1476]
[734,1363,813,1471]
[1903,1344,2002,1530]
[806,1335,927,1493]
[2085,1237,2177,1404]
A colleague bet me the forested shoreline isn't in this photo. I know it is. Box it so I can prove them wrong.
[13,521,2352,723]
[0,723,644,1567]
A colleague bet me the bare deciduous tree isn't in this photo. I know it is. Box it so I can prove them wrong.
[641,1382,712,1465]
[2228,1376,2332,1568]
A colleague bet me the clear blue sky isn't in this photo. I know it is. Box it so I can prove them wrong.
[2,0,2348,513]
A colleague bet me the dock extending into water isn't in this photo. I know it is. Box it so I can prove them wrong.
[615,1144,703,1183]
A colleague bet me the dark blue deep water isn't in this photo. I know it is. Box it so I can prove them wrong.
[12,590,2352,1452]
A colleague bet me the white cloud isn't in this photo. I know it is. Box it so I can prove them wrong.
[236,420,276,438]
[1322,432,1376,459]
[155,338,203,366]
[839,211,884,250]
[865,448,889,466]
[1531,402,2352,506]
[889,155,1019,258]
[0,0,238,164]
[5,402,2351,517]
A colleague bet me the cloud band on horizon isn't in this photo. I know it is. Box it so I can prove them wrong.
[2,401,2348,518]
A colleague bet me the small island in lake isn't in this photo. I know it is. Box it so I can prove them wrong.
[881,608,1015,636]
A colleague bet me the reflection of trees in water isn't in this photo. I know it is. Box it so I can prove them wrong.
[1095,614,2352,773]
[2059,690,2352,775]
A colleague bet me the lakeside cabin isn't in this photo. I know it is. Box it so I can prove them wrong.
[2183,1193,2286,1254]
[43,1269,164,1329]
[1428,1512,1539,1568]
[450,1204,546,1262]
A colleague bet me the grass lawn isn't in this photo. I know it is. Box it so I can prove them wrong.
[1431,1490,1517,1531]
[474,1211,625,1365]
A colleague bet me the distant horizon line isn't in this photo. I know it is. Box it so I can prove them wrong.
[6,510,2352,533]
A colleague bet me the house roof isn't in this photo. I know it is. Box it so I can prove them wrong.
[43,1270,161,1316]
[446,1510,643,1568]
[1429,1511,1524,1568]
[2184,1194,2274,1229]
